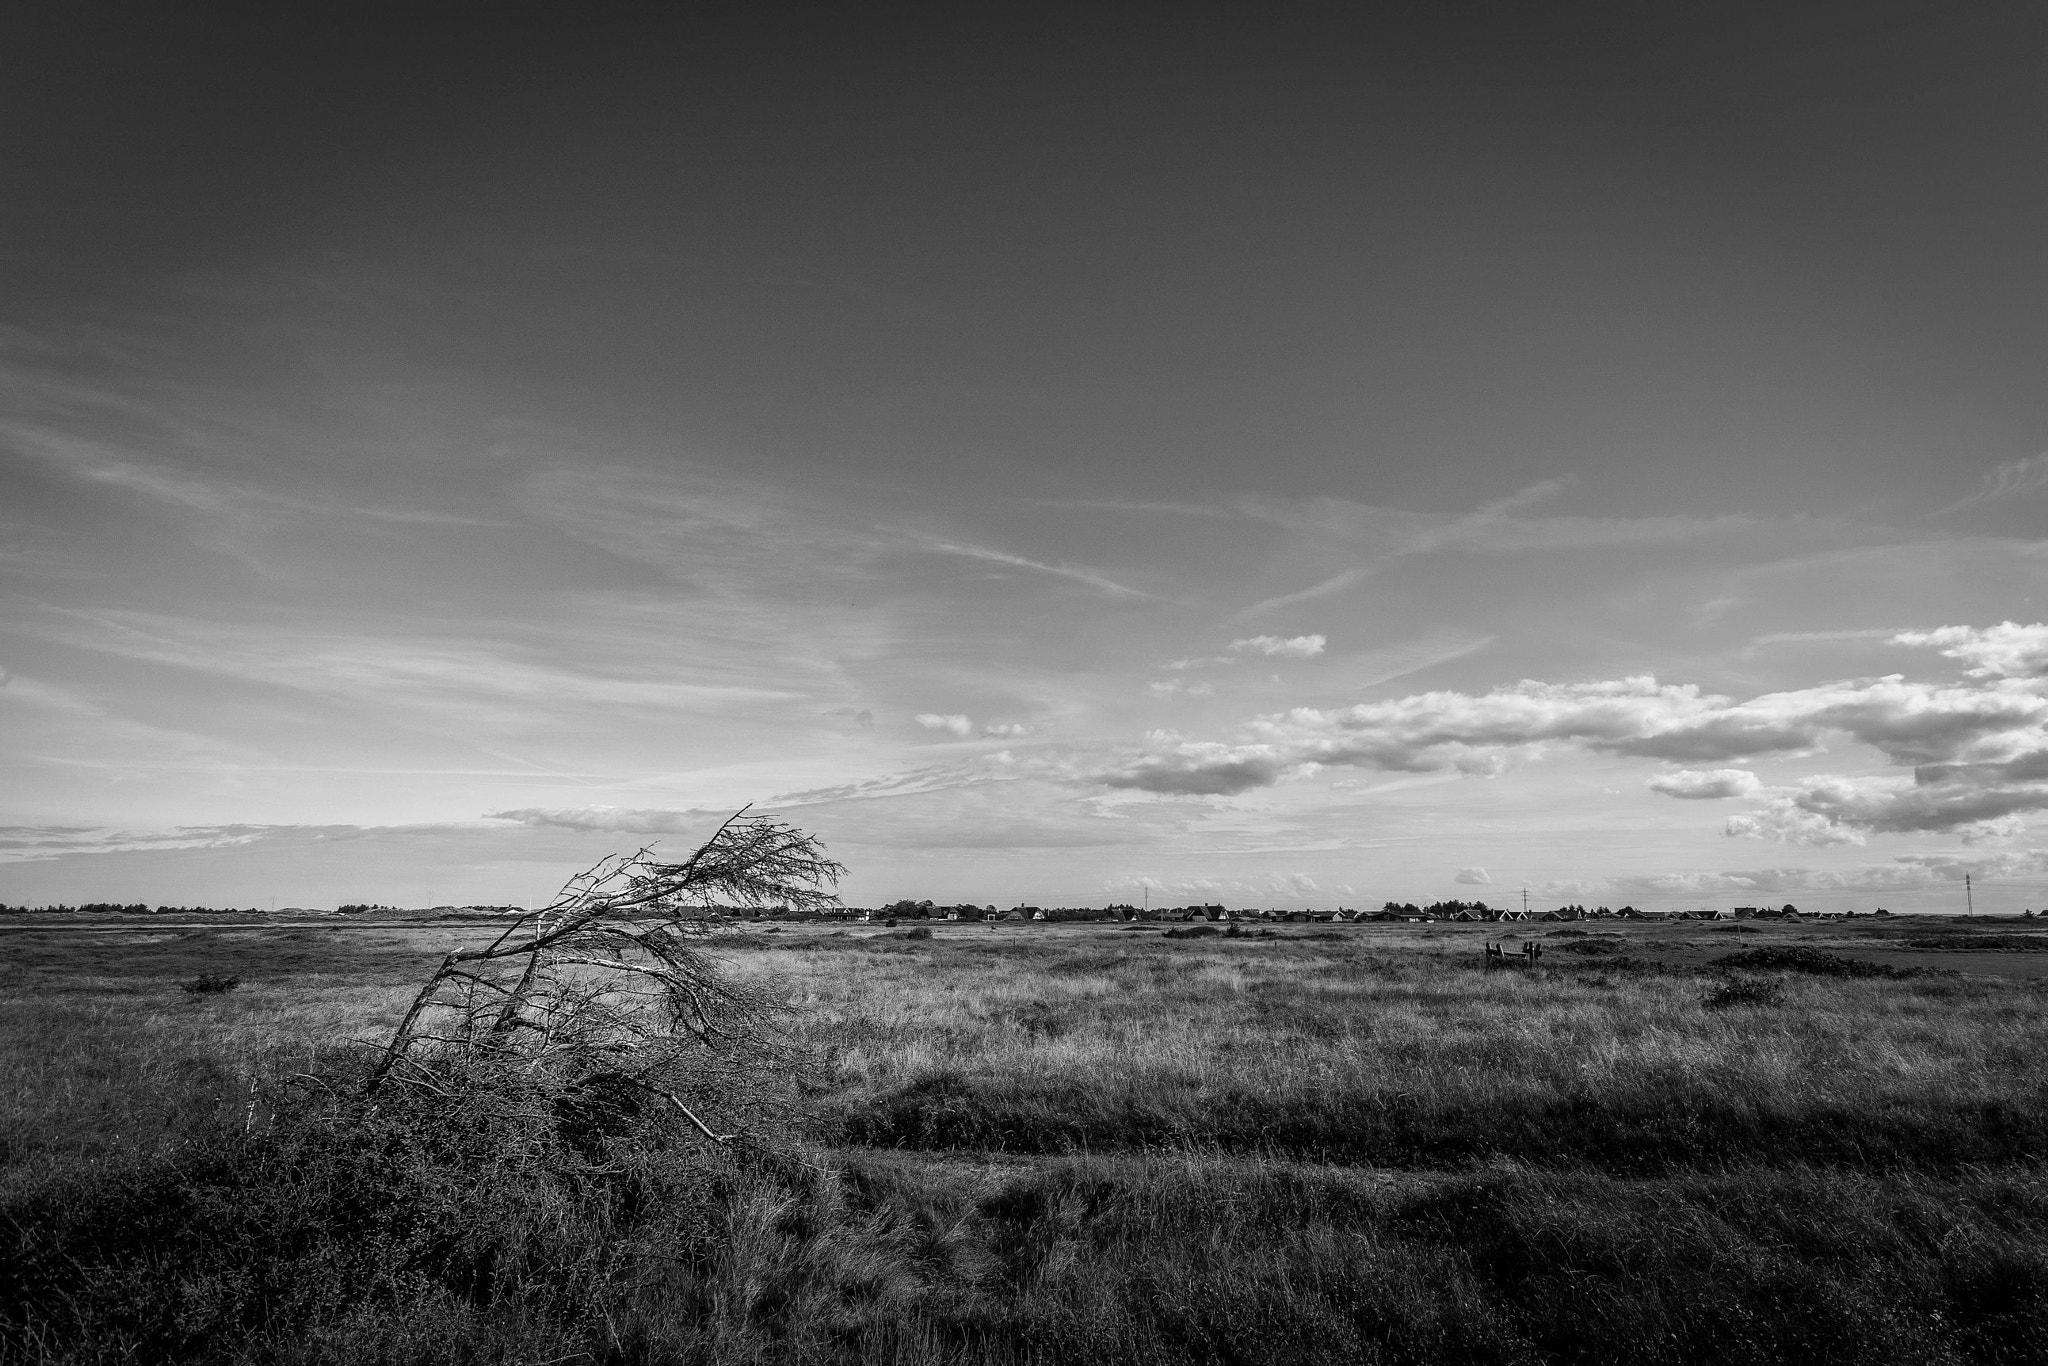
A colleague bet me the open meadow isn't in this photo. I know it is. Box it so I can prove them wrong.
[5,914,2048,1364]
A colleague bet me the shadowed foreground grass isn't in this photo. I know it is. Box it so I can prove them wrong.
[4,922,2047,1363]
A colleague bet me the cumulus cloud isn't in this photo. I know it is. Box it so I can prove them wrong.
[1231,634,1326,658]
[1727,774,2048,846]
[979,721,1031,738]
[915,712,974,737]
[1269,871,1321,896]
[1894,622,2048,679]
[1647,768,1760,800]
[1453,867,1492,885]
[1148,680,1214,700]
[1101,622,2048,842]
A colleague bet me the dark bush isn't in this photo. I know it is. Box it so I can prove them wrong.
[181,973,241,994]
[1164,924,1219,939]
[1704,976,1785,1010]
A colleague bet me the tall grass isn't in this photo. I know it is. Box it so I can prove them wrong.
[762,938,2048,1171]
[4,924,2046,1362]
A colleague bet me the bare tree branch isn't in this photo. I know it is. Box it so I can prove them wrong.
[365,809,841,1148]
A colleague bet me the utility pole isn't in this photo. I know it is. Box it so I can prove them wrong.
[1966,873,1974,917]
[1521,886,1530,916]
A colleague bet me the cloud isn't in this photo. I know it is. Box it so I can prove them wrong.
[1453,867,1492,885]
[1231,634,1326,659]
[1234,569,1368,619]
[1269,871,1320,897]
[915,713,974,737]
[1893,622,2048,679]
[1147,680,1214,699]
[978,722,1031,738]
[1647,768,1760,800]
[1726,775,2048,846]
[1105,875,1238,898]
[0,822,280,863]
[486,807,706,835]
[1100,623,2048,842]
[915,539,1149,599]
[1102,737,1291,796]
[1611,849,2048,898]
[1942,453,2048,513]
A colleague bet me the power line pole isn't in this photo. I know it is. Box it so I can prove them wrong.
[1521,885,1530,916]
[1966,873,1974,917]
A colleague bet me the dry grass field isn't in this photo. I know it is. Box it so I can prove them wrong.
[4,915,2048,1363]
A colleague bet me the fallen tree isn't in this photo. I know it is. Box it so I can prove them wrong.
[368,807,843,1148]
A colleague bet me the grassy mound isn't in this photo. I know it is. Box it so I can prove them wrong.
[1906,934,2048,952]
[1710,946,1915,978]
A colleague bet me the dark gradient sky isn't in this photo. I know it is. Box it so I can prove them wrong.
[5,5,2048,909]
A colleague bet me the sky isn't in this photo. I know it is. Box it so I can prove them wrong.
[6,4,2048,911]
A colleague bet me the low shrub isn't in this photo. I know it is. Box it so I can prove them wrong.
[1906,934,2048,952]
[1703,975,1785,1010]
[1561,939,1624,955]
[181,973,241,994]
[1163,924,1219,939]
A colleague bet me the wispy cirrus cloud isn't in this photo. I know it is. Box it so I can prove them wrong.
[1648,768,1760,800]
[1939,453,2048,514]
[1230,479,1770,618]
[913,538,1152,600]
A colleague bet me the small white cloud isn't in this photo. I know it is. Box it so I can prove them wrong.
[1269,871,1320,896]
[979,721,1031,738]
[1648,768,1761,800]
[1454,867,1491,885]
[915,713,973,737]
[1148,680,1214,699]
[1231,634,1326,659]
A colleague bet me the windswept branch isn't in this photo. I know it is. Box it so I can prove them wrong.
[367,810,841,1147]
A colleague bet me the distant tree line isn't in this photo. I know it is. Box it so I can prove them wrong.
[0,902,259,915]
